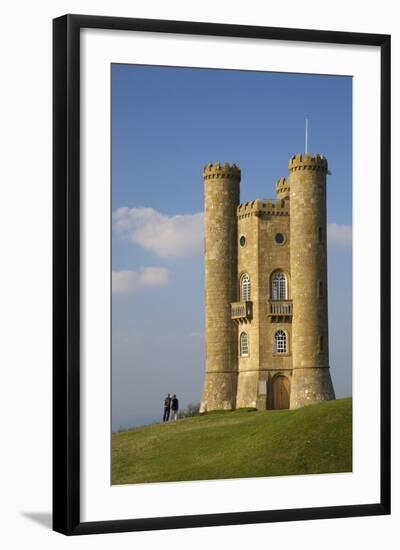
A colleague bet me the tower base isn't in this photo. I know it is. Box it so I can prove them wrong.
[235,370,259,409]
[289,367,335,409]
[200,372,237,413]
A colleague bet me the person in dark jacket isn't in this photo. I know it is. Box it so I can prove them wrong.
[163,394,171,422]
[171,394,179,421]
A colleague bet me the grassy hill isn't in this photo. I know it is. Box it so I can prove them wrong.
[112,397,352,485]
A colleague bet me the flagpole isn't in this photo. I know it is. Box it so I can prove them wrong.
[305,118,308,154]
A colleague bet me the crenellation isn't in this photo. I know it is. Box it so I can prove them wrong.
[275,176,290,201]
[237,198,290,219]
[288,153,328,173]
[203,162,241,180]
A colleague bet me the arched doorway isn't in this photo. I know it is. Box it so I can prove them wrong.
[272,375,290,409]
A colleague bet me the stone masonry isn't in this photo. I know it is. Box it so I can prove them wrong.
[199,154,335,412]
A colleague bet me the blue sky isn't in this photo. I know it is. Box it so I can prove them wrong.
[111,64,352,431]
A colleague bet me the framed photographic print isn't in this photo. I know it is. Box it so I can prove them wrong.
[53,14,390,535]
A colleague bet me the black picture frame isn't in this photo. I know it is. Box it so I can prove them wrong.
[53,14,391,535]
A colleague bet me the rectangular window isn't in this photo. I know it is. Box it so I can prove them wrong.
[274,330,287,353]
[318,280,323,297]
[241,274,251,301]
[240,333,249,357]
[275,339,285,353]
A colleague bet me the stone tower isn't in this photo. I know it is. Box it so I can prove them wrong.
[200,153,335,412]
[200,162,241,413]
[288,153,335,407]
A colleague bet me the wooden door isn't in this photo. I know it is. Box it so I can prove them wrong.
[272,375,290,409]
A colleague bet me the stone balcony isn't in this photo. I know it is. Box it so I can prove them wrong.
[268,300,293,321]
[231,301,253,324]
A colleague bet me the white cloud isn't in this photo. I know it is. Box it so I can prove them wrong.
[113,207,204,258]
[113,207,351,254]
[112,267,170,294]
[327,224,352,246]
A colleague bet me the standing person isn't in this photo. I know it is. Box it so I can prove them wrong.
[163,393,171,422]
[171,394,179,421]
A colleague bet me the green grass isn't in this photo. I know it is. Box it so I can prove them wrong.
[112,397,352,485]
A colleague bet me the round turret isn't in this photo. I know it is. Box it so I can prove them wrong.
[288,152,335,408]
[200,161,241,413]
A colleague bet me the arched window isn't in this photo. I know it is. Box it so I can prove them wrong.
[240,332,249,357]
[271,272,287,300]
[274,330,287,353]
[241,273,251,301]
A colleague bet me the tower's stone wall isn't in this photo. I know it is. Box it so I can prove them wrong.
[288,154,335,407]
[258,197,292,409]
[235,206,260,409]
[200,163,240,412]
[235,199,292,409]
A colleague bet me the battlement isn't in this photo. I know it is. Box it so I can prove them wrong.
[276,177,287,188]
[203,162,241,181]
[288,153,328,173]
[276,177,290,198]
[237,198,289,219]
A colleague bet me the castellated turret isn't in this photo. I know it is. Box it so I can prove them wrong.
[200,162,241,413]
[200,154,335,413]
[275,177,290,202]
[288,154,335,407]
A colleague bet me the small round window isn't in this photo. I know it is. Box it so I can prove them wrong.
[275,233,285,244]
[239,235,246,247]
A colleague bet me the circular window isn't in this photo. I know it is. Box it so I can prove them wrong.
[239,235,246,247]
[275,233,285,244]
